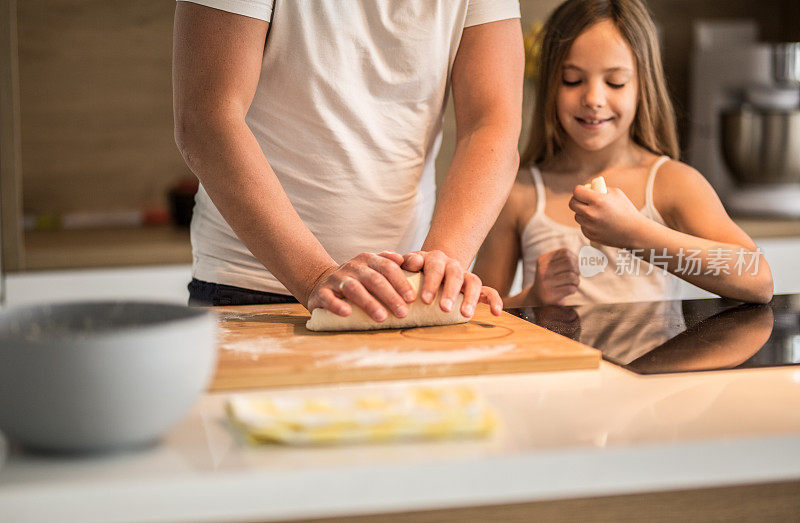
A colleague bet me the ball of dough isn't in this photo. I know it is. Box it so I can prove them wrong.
[305,271,469,332]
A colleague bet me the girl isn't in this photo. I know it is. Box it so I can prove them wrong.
[474,0,773,307]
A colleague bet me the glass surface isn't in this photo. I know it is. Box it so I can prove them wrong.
[508,294,800,374]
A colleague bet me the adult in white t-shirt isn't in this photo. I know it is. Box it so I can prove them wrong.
[173,0,523,322]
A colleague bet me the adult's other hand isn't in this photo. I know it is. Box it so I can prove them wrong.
[307,251,415,322]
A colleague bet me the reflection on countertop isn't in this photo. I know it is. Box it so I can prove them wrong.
[510,294,800,374]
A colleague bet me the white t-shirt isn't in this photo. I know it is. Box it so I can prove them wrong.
[180,0,520,294]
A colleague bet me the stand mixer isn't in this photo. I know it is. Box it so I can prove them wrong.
[688,21,800,217]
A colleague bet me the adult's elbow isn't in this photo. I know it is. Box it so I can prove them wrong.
[173,109,204,171]
[488,124,520,176]
[494,141,519,197]
[507,147,520,174]
[500,116,522,174]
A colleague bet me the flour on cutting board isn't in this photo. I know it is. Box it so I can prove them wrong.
[217,318,519,365]
[217,312,268,322]
[220,338,517,366]
[318,344,517,368]
[220,337,294,360]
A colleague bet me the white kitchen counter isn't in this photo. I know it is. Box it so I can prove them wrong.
[1,361,800,522]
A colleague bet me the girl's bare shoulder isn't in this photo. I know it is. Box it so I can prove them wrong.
[653,159,721,219]
[654,159,713,193]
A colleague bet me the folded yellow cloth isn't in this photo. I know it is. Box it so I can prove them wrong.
[226,386,495,445]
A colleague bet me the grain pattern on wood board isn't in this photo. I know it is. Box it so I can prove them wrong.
[210,303,600,391]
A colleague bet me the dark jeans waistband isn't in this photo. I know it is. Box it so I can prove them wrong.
[187,278,298,307]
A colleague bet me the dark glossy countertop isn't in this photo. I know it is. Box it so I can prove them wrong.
[509,294,800,374]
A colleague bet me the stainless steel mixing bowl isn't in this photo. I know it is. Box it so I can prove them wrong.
[774,43,800,85]
[720,108,800,185]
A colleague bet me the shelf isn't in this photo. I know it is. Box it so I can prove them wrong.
[14,217,800,273]
[733,217,800,239]
[22,225,191,271]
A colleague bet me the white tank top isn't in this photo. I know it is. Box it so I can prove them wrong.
[520,156,682,305]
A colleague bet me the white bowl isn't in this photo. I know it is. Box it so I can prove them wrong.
[0,301,217,453]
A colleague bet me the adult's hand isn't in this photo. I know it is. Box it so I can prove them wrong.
[306,251,416,322]
[391,250,503,317]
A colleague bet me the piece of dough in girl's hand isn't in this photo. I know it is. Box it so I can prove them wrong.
[591,176,607,194]
[582,176,608,249]
[306,271,469,332]
[583,176,608,194]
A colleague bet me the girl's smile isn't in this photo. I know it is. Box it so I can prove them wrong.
[575,116,615,130]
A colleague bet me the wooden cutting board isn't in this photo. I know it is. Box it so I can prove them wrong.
[209,303,600,391]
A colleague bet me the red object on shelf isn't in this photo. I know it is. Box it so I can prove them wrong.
[173,178,200,194]
[143,207,170,226]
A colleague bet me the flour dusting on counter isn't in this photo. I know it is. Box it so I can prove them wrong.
[319,344,517,368]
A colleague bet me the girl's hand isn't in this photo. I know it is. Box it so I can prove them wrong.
[569,185,648,248]
[531,248,580,306]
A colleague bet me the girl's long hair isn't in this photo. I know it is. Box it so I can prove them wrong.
[520,0,679,168]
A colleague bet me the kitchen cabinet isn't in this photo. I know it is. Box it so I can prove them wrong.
[0,0,23,271]
[24,226,190,270]
[0,0,191,271]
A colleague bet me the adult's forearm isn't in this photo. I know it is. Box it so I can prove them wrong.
[423,124,519,267]
[175,113,336,305]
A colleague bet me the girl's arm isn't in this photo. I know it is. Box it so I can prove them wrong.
[570,161,773,303]
[473,182,526,305]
